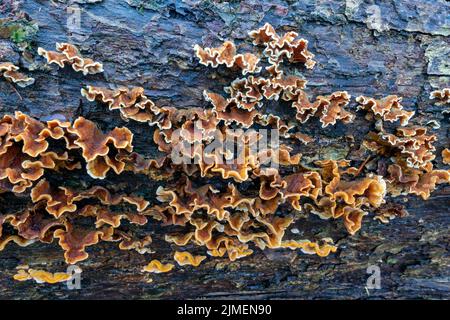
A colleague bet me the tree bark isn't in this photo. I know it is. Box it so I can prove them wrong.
[0,0,448,299]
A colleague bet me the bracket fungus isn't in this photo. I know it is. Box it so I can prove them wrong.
[430,88,450,105]
[356,95,415,126]
[13,268,71,284]
[194,41,261,75]
[0,62,35,88]
[38,43,103,75]
[142,259,175,273]
[0,23,448,277]
[248,23,316,69]
[174,251,207,267]
[443,149,450,165]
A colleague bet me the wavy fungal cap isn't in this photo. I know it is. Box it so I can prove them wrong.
[142,260,175,273]
[13,268,71,284]
[38,43,103,75]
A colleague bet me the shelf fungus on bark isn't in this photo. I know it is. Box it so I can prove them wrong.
[373,203,409,224]
[443,149,450,165]
[356,95,415,126]
[283,90,355,127]
[279,238,337,257]
[53,224,105,264]
[363,125,449,200]
[301,160,387,235]
[430,88,450,105]
[151,161,386,253]
[196,24,352,129]
[194,41,262,75]
[174,251,207,267]
[30,179,149,218]
[142,260,175,273]
[366,126,437,170]
[386,164,449,200]
[0,23,449,276]
[0,112,139,192]
[0,112,78,193]
[38,43,103,75]
[67,117,133,179]
[0,62,35,88]
[13,268,71,284]
[248,23,316,69]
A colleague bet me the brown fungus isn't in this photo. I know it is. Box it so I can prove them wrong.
[0,23,448,273]
[0,62,35,88]
[430,88,450,105]
[356,95,415,126]
[174,251,207,267]
[194,41,261,75]
[13,268,71,284]
[38,43,103,75]
[142,260,175,273]
[442,148,450,165]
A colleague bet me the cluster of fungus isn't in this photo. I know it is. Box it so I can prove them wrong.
[1,24,449,279]
[0,62,34,88]
[13,266,72,284]
[38,43,103,75]
[430,88,450,106]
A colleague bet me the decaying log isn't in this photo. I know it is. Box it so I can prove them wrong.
[0,0,448,299]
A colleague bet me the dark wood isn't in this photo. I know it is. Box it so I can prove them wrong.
[0,0,448,300]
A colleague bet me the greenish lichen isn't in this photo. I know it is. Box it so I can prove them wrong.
[0,18,39,50]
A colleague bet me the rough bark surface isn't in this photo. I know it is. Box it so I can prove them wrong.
[0,0,449,299]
